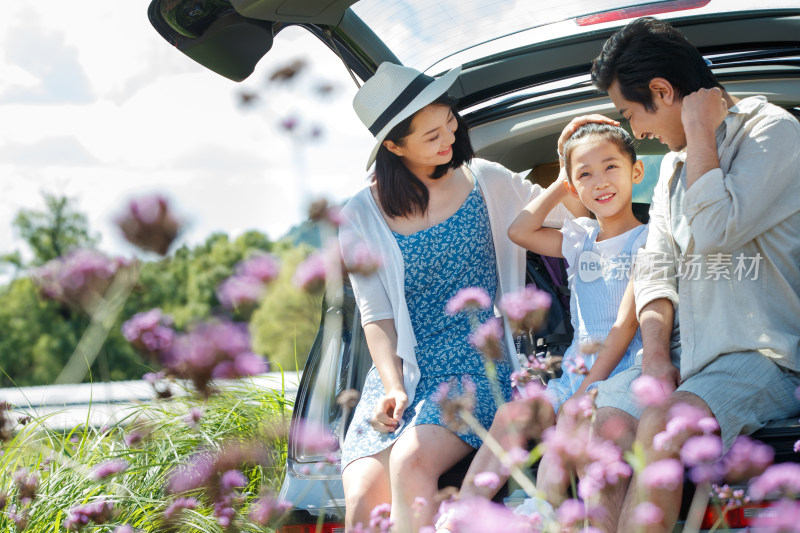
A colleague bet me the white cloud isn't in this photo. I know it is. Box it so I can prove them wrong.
[0,1,374,267]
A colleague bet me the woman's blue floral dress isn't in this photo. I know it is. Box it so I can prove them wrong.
[341,182,512,470]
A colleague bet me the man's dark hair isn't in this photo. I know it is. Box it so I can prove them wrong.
[591,17,722,111]
[374,94,474,218]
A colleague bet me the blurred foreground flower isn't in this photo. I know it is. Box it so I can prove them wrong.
[115,194,180,255]
[166,440,273,528]
[64,499,114,531]
[295,238,381,293]
[0,401,12,442]
[32,248,131,313]
[446,287,491,316]
[631,374,672,407]
[748,463,800,501]
[91,459,129,481]
[217,253,280,310]
[308,198,344,227]
[469,317,503,360]
[249,492,292,526]
[499,285,551,334]
[290,419,339,457]
[167,320,268,397]
[432,377,476,433]
[121,308,175,358]
[440,496,539,533]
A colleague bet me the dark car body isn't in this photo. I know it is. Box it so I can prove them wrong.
[147,1,800,530]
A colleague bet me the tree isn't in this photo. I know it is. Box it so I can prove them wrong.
[250,245,322,371]
[13,192,98,264]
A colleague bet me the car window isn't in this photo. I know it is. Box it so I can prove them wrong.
[350,0,798,74]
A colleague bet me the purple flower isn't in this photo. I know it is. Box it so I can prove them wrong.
[795,439,800,453]
[221,469,247,491]
[249,493,292,525]
[654,403,718,453]
[369,502,392,532]
[681,435,724,483]
[237,253,280,283]
[681,435,723,467]
[114,526,135,533]
[32,249,128,312]
[184,407,203,430]
[290,420,338,456]
[473,471,501,490]
[168,320,266,396]
[642,459,684,491]
[13,469,39,504]
[721,435,774,483]
[445,496,533,533]
[122,309,174,355]
[65,500,114,531]
[217,275,267,309]
[631,375,671,407]
[446,287,492,316]
[633,502,663,526]
[468,317,504,359]
[91,460,129,480]
[164,497,198,519]
[751,498,800,532]
[556,499,602,528]
[115,194,180,255]
[343,241,383,276]
[167,453,216,494]
[749,463,800,501]
[292,250,329,292]
[499,285,551,334]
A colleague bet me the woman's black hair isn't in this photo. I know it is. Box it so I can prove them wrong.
[563,123,637,181]
[374,94,474,218]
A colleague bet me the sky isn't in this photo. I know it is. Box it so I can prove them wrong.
[0,1,375,270]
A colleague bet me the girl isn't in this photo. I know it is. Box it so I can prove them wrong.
[446,118,648,516]
[338,63,584,533]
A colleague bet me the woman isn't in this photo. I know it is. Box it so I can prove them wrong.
[338,62,584,532]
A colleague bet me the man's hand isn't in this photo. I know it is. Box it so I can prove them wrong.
[642,354,680,394]
[370,388,408,433]
[681,87,729,136]
[558,114,620,157]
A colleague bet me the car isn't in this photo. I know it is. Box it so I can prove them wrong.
[146,1,800,531]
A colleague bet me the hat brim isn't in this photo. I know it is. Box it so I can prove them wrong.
[365,66,462,171]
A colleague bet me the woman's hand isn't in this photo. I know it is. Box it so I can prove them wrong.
[370,388,408,433]
[557,114,620,159]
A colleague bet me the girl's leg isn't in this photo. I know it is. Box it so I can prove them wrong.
[342,447,392,531]
[388,424,473,533]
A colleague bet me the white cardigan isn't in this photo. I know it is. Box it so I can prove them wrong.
[339,158,571,404]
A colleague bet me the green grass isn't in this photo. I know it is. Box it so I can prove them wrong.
[1,378,292,532]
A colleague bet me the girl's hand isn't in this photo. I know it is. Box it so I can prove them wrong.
[557,114,620,158]
[370,388,408,433]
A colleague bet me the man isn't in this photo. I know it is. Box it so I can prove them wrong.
[586,16,800,532]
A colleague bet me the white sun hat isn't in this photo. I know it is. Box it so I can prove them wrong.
[353,62,462,171]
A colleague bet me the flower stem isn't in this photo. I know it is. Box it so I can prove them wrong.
[459,410,538,497]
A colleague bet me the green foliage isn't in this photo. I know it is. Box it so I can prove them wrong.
[0,194,324,386]
[12,192,98,265]
[0,380,291,532]
[250,245,323,372]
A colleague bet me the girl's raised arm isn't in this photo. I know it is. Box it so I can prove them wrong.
[507,168,572,257]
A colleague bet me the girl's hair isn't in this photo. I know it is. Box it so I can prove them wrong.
[563,123,637,181]
[374,94,474,218]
